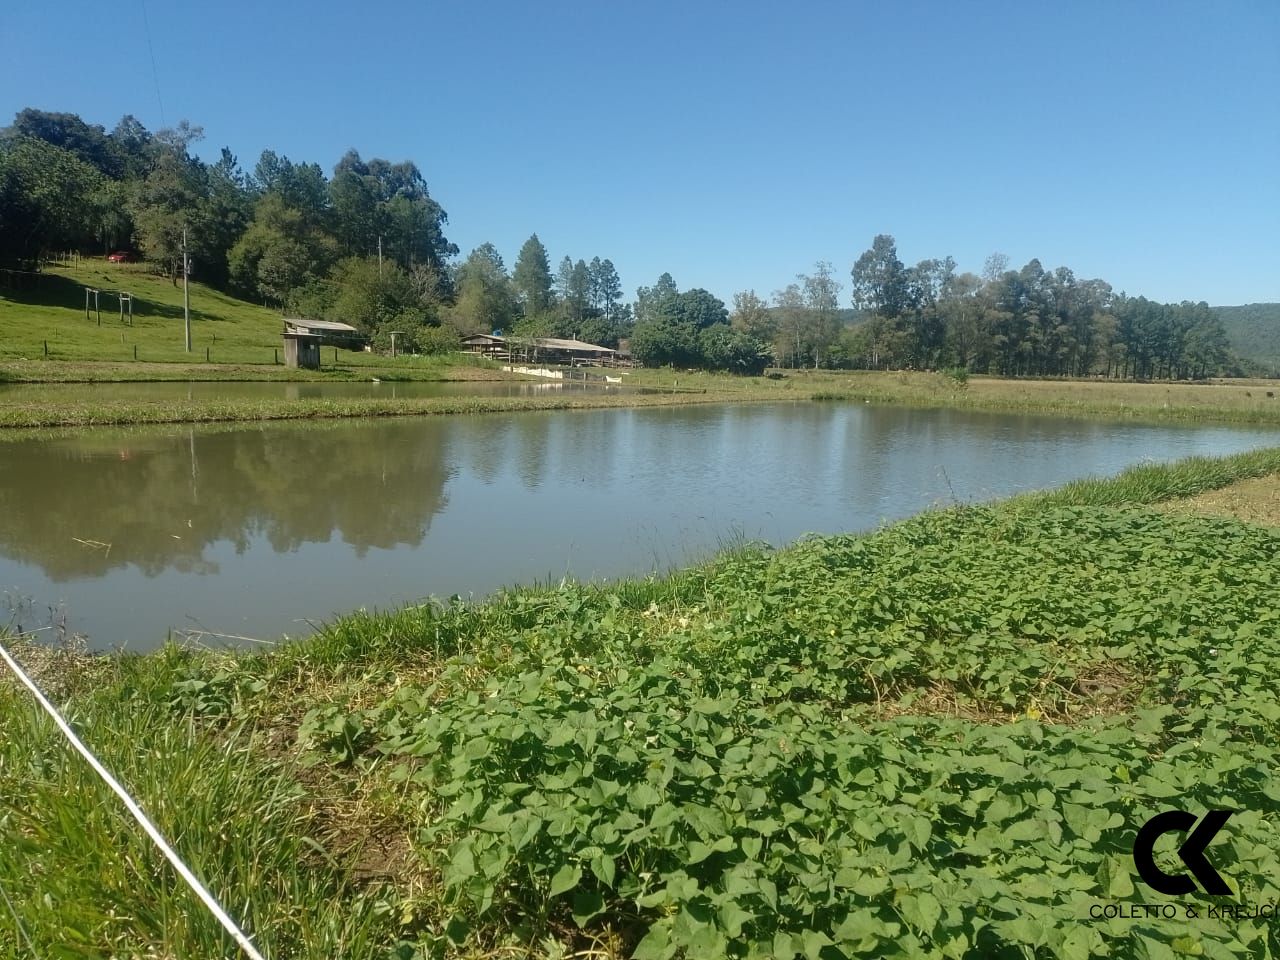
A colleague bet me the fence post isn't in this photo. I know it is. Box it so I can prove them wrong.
[206,347,210,363]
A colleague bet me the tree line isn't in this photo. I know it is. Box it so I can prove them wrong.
[0,108,1237,377]
[836,237,1231,379]
[714,237,1234,380]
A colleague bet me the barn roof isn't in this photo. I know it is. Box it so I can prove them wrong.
[532,337,616,353]
[460,333,616,354]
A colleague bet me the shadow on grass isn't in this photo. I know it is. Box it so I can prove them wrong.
[1,270,228,324]
[1,271,86,309]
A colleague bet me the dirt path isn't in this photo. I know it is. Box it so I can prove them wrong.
[1155,472,1280,527]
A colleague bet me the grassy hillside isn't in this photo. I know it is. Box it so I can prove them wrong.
[0,260,293,364]
[0,259,497,382]
[1214,302,1280,373]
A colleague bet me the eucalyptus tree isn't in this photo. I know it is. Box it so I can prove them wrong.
[801,261,843,366]
[939,272,989,370]
[851,234,908,320]
[730,290,777,344]
[130,122,207,284]
[329,158,382,257]
[772,283,807,368]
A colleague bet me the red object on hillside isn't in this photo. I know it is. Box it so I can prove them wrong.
[107,251,135,263]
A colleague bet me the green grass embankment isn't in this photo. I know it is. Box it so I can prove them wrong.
[1022,446,1280,507]
[4,367,1280,431]
[0,387,740,431]
[3,449,1280,958]
[802,370,1280,426]
[0,356,508,384]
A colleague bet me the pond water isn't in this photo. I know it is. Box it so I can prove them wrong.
[1,402,1275,650]
[0,378,631,402]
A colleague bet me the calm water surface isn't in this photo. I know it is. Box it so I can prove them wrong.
[2,403,1275,650]
[0,379,630,402]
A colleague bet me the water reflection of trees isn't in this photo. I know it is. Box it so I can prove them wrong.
[0,419,452,580]
[3,403,1161,586]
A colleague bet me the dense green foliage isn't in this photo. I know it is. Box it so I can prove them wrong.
[724,246,1240,381]
[296,507,1280,958]
[631,274,770,373]
[1213,304,1280,374]
[3,449,1280,956]
[828,237,1234,379]
[0,108,1256,379]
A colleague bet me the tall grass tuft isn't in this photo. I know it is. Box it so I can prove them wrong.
[1024,447,1280,508]
[0,644,387,958]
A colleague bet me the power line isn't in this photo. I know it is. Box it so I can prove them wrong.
[138,0,166,127]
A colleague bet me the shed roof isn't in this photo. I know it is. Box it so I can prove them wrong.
[285,317,360,333]
[533,337,616,353]
[460,333,615,354]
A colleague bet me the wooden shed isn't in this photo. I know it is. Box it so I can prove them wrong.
[282,331,322,369]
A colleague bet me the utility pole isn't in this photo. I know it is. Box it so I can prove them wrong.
[183,227,192,353]
[377,235,383,278]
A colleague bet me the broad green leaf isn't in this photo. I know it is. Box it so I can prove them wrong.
[899,891,941,934]
[548,864,581,898]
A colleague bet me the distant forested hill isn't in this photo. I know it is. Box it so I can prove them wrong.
[1213,303,1280,373]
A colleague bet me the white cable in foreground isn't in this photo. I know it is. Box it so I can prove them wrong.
[0,641,267,960]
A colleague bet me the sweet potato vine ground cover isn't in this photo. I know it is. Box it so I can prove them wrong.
[2,480,1279,958]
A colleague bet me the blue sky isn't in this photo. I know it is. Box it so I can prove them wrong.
[3,0,1277,306]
